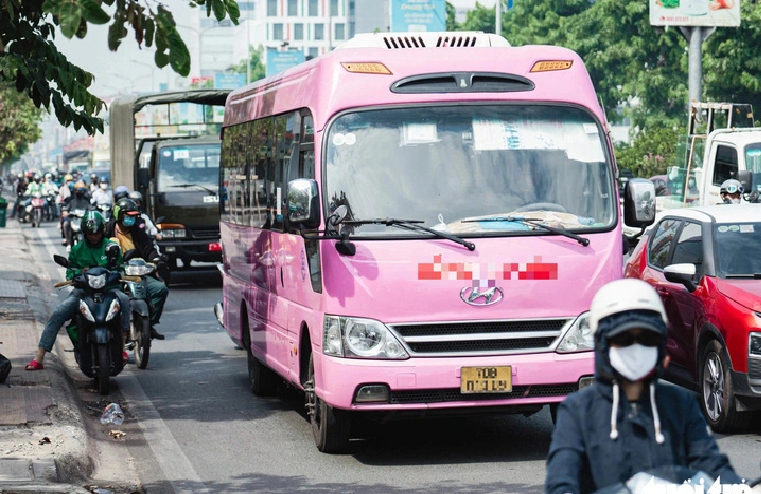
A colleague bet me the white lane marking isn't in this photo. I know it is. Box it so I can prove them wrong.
[36,228,67,281]
[118,373,210,494]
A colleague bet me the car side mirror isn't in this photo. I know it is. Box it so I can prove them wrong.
[738,169,753,194]
[286,178,320,229]
[137,168,150,190]
[624,178,656,228]
[664,263,697,292]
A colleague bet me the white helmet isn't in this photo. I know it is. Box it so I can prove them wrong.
[590,279,667,334]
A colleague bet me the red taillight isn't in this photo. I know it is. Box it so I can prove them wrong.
[209,242,222,252]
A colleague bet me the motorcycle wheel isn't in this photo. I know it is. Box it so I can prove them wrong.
[33,209,41,227]
[96,344,110,395]
[134,314,151,369]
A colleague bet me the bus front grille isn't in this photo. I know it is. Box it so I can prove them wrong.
[388,319,568,356]
[388,384,577,404]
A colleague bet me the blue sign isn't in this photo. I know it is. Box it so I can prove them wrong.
[214,73,246,90]
[390,0,446,33]
[266,48,306,78]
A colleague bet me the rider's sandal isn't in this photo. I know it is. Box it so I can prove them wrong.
[24,359,43,370]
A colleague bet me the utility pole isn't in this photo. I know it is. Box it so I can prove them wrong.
[496,0,501,37]
[679,26,715,104]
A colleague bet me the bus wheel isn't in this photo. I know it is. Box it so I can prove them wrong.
[306,354,350,453]
[243,313,276,396]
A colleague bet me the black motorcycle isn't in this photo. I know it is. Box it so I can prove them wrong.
[53,245,135,394]
[121,251,158,369]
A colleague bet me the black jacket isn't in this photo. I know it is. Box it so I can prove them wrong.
[546,312,742,494]
[105,219,159,262]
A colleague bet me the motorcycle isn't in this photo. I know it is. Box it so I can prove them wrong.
[67,209,87,247]
[30,191,44,228]
[46,193,58,222]
[52,246,137,394]
[593,466,761,494]
[96,202,112,222]
[120,251,158,369]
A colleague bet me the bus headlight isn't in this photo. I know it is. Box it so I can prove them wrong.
[323,316,409,359]
[556,312,594,353]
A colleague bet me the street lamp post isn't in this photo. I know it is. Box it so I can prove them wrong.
[129,59,156,91]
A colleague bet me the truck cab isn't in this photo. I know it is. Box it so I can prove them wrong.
[140,136,222,269]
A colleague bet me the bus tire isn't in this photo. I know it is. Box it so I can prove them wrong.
[307,354,350,453]
[243,310,276,396]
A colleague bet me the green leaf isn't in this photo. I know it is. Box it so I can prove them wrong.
[145,18,155,47]
[167,31,190,76]
[211,0,225,22]
[57,1,84,38]
[225,0,240,24]
[154,50,170,69]
[81,0,110,24]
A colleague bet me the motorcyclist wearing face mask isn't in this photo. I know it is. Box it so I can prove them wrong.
[546,279,746,494]
[720,179,743,204]
[106,198,168,341]
[62,181,95,252]
[24,211,130,370]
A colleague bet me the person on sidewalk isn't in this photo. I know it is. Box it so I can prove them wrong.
[106,198,168,341]
[545,279,748,494]
[25,211,131,370]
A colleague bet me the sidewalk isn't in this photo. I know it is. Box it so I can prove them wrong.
[0,188,92,494]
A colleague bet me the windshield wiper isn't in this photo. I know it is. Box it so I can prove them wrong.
[343,218,476,251]
[167,184,217,195]
[462,215,590,247]
[725,273,761,279]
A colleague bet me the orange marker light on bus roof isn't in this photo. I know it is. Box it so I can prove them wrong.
[341,62,392,75]
[530,60,574,72]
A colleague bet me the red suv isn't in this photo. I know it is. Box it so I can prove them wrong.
[624,205,761,431]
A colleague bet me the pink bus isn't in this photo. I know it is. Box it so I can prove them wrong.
[216,32,655,452]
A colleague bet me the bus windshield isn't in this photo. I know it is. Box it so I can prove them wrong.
[325,105,616,236]
[157,142,221,192]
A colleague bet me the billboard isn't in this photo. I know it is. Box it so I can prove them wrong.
[214,73,246,90]
[266,48,306,78]
[390,0,446,32]
[649,0,740,27]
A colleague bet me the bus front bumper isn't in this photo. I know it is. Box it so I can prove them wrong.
[316,351,594,412]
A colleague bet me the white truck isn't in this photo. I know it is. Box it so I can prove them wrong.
[659,102,761,210]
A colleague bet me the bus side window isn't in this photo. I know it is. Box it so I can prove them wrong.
[249,119,270,228]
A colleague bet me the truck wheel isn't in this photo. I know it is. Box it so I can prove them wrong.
[307,354,350,453]
[700,340,752,432]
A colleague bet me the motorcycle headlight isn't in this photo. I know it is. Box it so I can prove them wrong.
[87,273,106,289]
[105,299,120,322]
[79,300,95,322]
[556,312,595,353]
[323,316,409,359]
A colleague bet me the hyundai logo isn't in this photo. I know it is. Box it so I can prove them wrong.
[460,286,504,306]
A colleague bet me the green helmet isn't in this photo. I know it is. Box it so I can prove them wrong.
[82,211,106,245]
[113,198,139,223]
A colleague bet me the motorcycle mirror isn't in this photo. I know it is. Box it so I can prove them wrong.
[105,243,121,269]
[123,248,139,263]
[53,255,69,268]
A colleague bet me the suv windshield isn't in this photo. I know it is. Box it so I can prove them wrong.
[157,142,221,192]
[715,222,761,277]
[325,105,615,237]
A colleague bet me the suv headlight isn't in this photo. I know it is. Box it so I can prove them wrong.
[323,316,409,359]
[556,312,594,353]
[750,332,761,357]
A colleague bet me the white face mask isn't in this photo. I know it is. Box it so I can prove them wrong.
[731,198,741,204]
[100,184,108,190]
[609,344,658,382]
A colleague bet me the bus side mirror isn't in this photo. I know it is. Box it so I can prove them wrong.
[624,178,656,228]
[286,178,320,229]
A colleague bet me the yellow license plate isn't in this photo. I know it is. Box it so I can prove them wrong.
[460,366,512,394]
